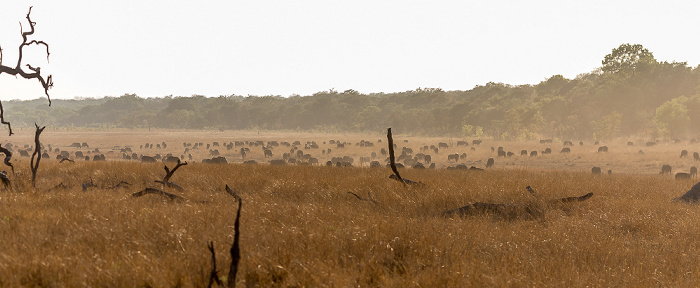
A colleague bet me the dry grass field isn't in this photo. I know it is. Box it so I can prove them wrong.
[0,128,699,287]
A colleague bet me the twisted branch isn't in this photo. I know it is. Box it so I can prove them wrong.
[0,6,53,135]
[0,145,14,174]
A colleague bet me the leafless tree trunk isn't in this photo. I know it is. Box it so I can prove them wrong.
[387,128,405,186]
[30,123,45,188]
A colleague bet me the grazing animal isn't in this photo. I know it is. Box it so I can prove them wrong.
[675,172,691,180]
[263,148,273,158]
[597,146,608,153]
[694,152,700,161]
[681,150,688,158]
[560,147,571,153]
[592,166,602,175]
[660,164,672,175]
[674,181,700,203]
[447,153,459,162]
[520,150,528,156]
[691,166,697,178]
[530,151,538,157]
[486,158,494,168]
[141,156,157,163]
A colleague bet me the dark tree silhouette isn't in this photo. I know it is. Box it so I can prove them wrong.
[0,6,53,135]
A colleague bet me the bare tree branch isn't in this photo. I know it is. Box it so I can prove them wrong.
[0,102,13,136]
[0,6,53,135]
[225,184,240,200]
[162,159,187,184]
[0,145,14,174]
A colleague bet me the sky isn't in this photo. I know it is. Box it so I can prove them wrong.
[1,1,699,101]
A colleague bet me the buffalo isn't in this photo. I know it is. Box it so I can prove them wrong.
[660,164,672,175]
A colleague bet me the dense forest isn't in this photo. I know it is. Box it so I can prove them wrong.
[5,44,700,141]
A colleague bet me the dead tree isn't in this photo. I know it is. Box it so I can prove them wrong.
[207,185,243,287]
[30,123,45,188]
[157,159,187,189]
[0,6,53,135]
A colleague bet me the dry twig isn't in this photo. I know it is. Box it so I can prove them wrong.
[348,191,378,204]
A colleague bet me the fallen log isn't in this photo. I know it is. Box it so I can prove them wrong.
[443,186,593,220]
[132,187,186,202]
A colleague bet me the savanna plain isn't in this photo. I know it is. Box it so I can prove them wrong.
[0,128,698,287]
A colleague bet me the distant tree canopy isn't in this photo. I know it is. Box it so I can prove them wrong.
[6,43,700,141]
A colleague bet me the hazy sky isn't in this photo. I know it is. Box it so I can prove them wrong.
[1,1,699,100]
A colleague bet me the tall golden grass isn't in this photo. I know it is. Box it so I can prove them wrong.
[0,130,698,287]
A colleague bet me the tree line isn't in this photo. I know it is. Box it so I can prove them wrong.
[5,44,700,141]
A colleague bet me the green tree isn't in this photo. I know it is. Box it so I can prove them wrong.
[602,43,656,74]
[653,96,691,138]
[591,111,622,141]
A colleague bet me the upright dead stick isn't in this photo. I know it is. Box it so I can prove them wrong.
[387,128,405,186]
[207,241,223,287]
[30,123,45,188]
[227,187,242,288]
